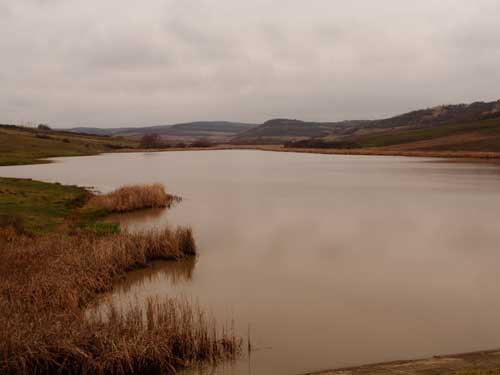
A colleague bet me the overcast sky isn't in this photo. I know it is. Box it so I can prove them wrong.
[1,0,500,128]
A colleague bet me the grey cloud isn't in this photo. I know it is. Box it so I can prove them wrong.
[165,18,238,63]
[1,0,499,127]
[81,35,174,70]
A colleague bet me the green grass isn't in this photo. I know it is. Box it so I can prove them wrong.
[349,117,500,150]
[0,177,122,235]
[0,177,89,234]
[76,206,119,235]
[0,125,138,166]
[85,221,120,236]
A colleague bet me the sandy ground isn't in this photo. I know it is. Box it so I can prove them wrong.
[305,350,500,375]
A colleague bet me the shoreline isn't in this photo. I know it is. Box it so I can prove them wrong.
[113,144,500,161]
[3,144,500,168]
[305,349,500,375]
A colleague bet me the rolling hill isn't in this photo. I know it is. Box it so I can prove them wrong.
[231,119,369,144]
[0,125,137,166]
[285,99,500,152]
[65,98,500,153]
[65,127,134,136]
[68,121,257,142]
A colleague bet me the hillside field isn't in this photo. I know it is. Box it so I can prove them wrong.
[0,125,137,166]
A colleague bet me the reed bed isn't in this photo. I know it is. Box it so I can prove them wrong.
[0,227,240,374]
[88,184,176,213]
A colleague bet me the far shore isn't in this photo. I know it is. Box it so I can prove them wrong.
[113,144,500,161]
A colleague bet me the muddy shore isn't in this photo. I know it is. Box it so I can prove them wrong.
[306,349,500,375]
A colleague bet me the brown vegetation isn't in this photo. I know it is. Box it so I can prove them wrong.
[88,184,176,213]
[191,138,216,148]
[0,227,240,374]
[140,133,165,149]
[0,181,240,374]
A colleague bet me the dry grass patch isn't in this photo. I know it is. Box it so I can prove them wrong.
[88,184,176,213]
[0,227,240,374]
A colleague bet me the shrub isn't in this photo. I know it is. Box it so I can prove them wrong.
[0,214,24,235]
[104,143,127,150]
[35,133,52,139]
[140,133,164,149]
[37,124,51,131]
[191,139,214,148]
[284,139,361,149]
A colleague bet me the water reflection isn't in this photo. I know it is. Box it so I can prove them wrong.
[116,258,197,294]
[86,258,198,320]
[112,208,172,232]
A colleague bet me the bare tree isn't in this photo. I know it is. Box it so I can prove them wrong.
[140,133,162,148]
[37,124,51,131]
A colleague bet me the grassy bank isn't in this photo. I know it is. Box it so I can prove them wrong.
[285,117,500,155]
[0,178,177,235]
[0,180,240,374]
[0,177,89,234]
[0,124,138,166]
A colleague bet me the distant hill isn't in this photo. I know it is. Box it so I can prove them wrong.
[67,122,257,141]
[232,119,369,144]
[234,100,500,145]
[166,121,254,134]
[66,99,500,151]
[286,99,500,152]
[66,127,134,136]
[350,100,500,132]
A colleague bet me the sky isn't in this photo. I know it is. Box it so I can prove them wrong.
[1,0,500,128]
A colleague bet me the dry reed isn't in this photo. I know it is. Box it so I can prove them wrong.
[0,227,240,374]
[88,184,176,213]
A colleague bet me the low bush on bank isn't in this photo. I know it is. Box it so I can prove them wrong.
[88,184,175,213]
[0,227,240,374]
[0,214,24,233]
[284,139,362,149]
[191,139,215,148]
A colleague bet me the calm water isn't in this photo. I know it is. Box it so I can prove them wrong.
[2,150,500,375]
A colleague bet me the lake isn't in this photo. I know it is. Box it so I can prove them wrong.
[2,150,500,375]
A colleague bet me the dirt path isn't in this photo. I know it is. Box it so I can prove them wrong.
[306,350,500,375]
